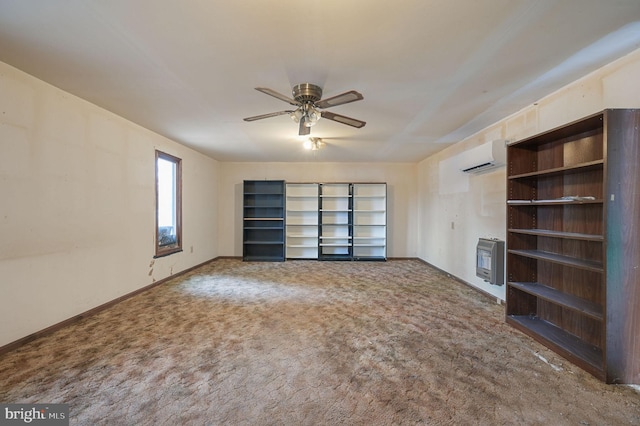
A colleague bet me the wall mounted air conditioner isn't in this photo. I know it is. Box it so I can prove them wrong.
[459,140,507,174]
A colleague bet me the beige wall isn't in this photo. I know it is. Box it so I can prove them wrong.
[218,162,418,258]
[417,47,640,301]
[0,62,220,347]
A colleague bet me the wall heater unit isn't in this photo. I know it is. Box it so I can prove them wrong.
[476,238,505,285]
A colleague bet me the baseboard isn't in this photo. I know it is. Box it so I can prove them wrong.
[0,256,220,357]
[415,258,505,305]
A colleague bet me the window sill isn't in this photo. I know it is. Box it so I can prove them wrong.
[154,248,183,259]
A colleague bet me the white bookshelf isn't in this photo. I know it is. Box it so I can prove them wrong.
[353,183,387,260]
[285,183,319,259]
[319,183,352,260]
[284,182,386,261]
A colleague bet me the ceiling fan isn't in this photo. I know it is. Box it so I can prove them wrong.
[243,83,366,136]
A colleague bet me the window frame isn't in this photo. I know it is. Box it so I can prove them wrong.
[155,150,182,258]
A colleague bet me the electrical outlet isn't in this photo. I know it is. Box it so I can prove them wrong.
[451,221,455,230]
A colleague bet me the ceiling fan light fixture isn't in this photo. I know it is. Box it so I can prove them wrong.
[306,105,321,127]
[295,103,320,127]
[290,108,303,123]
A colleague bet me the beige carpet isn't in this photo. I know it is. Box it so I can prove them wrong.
[0,259,638,425]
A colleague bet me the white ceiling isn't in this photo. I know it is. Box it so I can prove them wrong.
[1,1,640,162]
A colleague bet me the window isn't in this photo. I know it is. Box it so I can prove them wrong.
[155,150,182,257]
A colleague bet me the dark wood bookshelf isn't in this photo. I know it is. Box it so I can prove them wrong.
[506,109,640,384]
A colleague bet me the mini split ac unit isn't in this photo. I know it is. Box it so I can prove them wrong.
[459,140,507,174]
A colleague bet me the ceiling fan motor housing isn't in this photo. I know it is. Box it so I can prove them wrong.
[292,83,323,103]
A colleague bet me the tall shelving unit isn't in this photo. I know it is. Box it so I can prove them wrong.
[242,180,285,261]
[353,183,387,260]
[285,183,319,259]
[505,109,640,383]
[318,183,353,260]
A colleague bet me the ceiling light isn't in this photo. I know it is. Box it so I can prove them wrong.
[304,137,324,151]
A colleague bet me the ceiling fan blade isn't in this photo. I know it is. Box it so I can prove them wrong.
[299,119,311,136]
[243,110,294,122]
[320,111,366,128]
[315,90,363,109]
[255,87,301,106]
